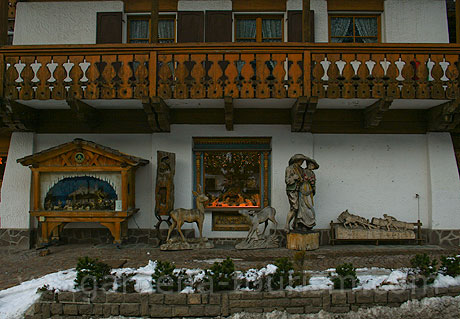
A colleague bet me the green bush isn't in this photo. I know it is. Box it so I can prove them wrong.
[331,263,359,289]
[206,257,235,291]
[440,255,460,277]
[270,257,306,290]
[152,260,181,292]
[74,256,113,291]
[116,273,137,293]
[409,253,438,287]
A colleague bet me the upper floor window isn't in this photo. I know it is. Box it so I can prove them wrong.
[235,15,283,42]
[128,15,175,43]
[329,15,380,43]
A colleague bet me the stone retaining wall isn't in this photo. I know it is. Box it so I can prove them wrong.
[25,286,460,318]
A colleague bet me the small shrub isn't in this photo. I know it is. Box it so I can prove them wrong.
[74,256,113,291]
[206,257,235,291]
[271,257,306,290]
[37,284,51,292]
[331,263,359,289]
[440,256,460,277]
[152,260,181,292]
[409,253,438,287]
[293,251,307,271]
[116,273,137,293]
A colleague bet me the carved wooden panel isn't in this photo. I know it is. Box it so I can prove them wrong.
[39,149,121,168]
[155,151,176,216]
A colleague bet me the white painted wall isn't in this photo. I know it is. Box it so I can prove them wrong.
[178,0,232,11]
[0,132,34,229]
[13,1,124,45]
[384,0,449,43]
[427,133,460,229]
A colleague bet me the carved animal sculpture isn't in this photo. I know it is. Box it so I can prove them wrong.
[166,185,209,242]
[338,210,376,229]
[371,217,392,231]
[238,206,278,240]
[383,214,414,231]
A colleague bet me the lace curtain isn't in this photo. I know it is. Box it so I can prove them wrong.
[262,19,282,42]
[130,20,149,43]
[236,19,257,41]
[158,20,175,43]
[355,17,378,43]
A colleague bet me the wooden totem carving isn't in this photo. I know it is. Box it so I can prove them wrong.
[155,151,175,217]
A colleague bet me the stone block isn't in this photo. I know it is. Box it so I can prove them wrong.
[111,304,119,315]
[58,292,74,302]
[331,291,347,305]
[245,307,264,313]
[322,294,331,306]
[50,303,63,315]
[263,291,286,299]
[205,305,221,316]
[388,290,410,303]
[32,303,41,314]
[78,304,93,315]
[173,306,190,317]
[202,294,209,304]
[242,292,263,299]
[355,290,374,304]
[120,303,139,316]
[311,297,322,307]
[374,290,388,303]
[286,307,304,314]
[40,290,55,302]
[149,293,164,304]
[230,307,243,314]
[106,292,123,303]
[188,294,202,305]
[93,304,104,315]
[269,298,291,307]
[123,293,141,303]
[189,305,205,317]
[347,291,356,304]
[91,291,106,303]
[74,292,89,303]
[290,298,310,307]
[150,305,172,317]
[304,306,322,314]
[103,304,112,317]
[140,294,149,316]
[448,286,460,294]
[434,287,448,295]
[209,293,221,305]
[228,292,242,300]
[330,306,350,313]
[41,304,50,318]
[164,293,187,305]
[63,304,78,316]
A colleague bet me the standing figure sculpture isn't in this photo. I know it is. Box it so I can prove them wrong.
[284,154,319,233]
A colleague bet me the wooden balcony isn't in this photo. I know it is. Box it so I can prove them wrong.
[0,43,459,133]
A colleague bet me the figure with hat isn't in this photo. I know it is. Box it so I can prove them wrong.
[284,154,319,233]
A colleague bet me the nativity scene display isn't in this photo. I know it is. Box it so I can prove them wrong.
[44,176,118,211]
[203,151,261,209]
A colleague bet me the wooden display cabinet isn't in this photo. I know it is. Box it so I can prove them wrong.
[17,138,149,245]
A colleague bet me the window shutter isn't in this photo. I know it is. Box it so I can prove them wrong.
[96,12,122,44]
[177,11,204,43]
[205,11,232,42]
[288,10,315,42]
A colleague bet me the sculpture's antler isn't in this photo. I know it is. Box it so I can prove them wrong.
[196,184,202,194]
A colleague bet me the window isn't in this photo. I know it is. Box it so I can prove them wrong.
[235,15,283,42]
[329,15,380,43]
[127,15,175,43]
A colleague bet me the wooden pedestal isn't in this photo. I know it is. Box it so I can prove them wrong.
[287,232,319,251]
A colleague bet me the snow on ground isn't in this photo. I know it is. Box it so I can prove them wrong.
[2,261,460,319]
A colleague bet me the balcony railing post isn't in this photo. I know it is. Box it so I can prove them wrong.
[149,51,157,98]
[303,50,311,97]
[0,53,4,97]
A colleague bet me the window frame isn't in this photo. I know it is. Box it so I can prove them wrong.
[127,14,176,44]
[328,13,381,43]
[234,14,284,43]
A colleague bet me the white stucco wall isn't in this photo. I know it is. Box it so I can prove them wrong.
[178,0,232,11]
[427,133,460,229]
[0,132,34,229]
[13,1,124,45]
[384,0,449,43]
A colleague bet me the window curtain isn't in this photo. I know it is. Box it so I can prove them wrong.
[159,20,175,43]
[355,18,378,43]
[130,20,149,43]
[330,17,352,43]
[262,19,282,42]
[236,19,257,41]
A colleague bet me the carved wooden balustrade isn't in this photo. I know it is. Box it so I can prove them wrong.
[0,43,459,101]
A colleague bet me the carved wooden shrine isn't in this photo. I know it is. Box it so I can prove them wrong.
[17,138,149,245]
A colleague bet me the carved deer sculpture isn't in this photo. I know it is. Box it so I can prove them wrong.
[166,185,209,242]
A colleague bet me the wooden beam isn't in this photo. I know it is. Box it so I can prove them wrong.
[302,0,311,42]
[291,96,317,132]
[428,99,460,132]
[143,96,170,132]
[0,0,8,45]
[224,96,233,131]
[0,98,38,131]
[150,0,159,43]
[67,98,100,129]
[364,97,393,128]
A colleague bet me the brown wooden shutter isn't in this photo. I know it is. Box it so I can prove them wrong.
[96,12,123,44]
[288,10,315,42]
[205,11,232,42]
[177,11,204,43]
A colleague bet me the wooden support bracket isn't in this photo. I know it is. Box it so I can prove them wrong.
[224,96,233,131]
[0,97,38,131]
[364,97,393,128]
[67,98,100,129]
[291,96,317,132]
[143,96,170,132]
[428,99,460,131]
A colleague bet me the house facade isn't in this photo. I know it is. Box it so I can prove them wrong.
[1,0,460,247]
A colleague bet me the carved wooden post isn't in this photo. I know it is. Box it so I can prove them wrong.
[263,152,269,207]
[302,0,312,42]
[0,0,8,45]
[32,170,40,211]
[150,0,159,43]
[121,170,128,211]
